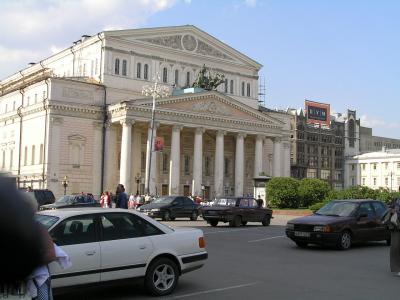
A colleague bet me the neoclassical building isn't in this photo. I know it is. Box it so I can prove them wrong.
[0,25,291,199]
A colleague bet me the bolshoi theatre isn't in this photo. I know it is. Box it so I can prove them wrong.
[0,25,290,199]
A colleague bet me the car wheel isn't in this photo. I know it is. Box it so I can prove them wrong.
[145,257,179,296]
[190,211,198,221]
[386,238,391,246]
[229,215,241,227]
[162,211,171,221]
[262,215,271,226]
[242,221,248,226]
[336,230,352,250]
[209,220,218,227]
[295,241,308,248]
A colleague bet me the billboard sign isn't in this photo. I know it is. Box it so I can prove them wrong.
[305,100,330,126]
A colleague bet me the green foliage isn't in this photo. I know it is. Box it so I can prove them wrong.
[266,177,300,208]
[298,178,331,207]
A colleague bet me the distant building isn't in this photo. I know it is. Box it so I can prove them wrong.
[359,127,400,153]
[345,148,400,191]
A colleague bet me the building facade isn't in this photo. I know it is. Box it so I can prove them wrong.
[345,149,400,191]
[0,25,291,199]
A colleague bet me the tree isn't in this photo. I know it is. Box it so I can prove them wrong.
[298,178,331,207]
[266,177,300,208]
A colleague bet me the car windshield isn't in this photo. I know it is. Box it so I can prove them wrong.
[35,214,59,229]
[316,201,358,217]
[214,198,237,206]
[152,197,175,204]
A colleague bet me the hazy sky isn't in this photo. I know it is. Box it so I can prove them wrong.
[1,0,399,138]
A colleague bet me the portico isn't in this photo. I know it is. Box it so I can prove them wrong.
[106,90,290,198]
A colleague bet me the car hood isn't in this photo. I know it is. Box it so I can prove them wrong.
[139,203,169,210]
[289,214,353,225]
[41,202,67,209]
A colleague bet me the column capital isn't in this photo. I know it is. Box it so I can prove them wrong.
[272,137,281,143]
[256,134,265,141]
[148,121,160,129]
[120,119,134,126]
[236,132,247,139]
[216,130,227,136]
[172,124,183,131]
[195,127,206,134]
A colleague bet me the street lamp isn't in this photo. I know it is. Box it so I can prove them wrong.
[201,184,206,201]
[61,175,69,195]
[135,173,141,195]
[142,73,170,195]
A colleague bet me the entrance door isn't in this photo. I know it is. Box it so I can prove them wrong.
[161,184,168,196]
[183,185,190,196]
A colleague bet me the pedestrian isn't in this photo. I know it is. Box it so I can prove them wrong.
[128,194,136,209]
[115,184,128,209]
[256,195,264,208]
[388,198,400,275]
[100,191,111,208]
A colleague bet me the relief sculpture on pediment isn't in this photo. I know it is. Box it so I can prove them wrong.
[138,35,183,50]
[196,40,234,61]
[192,101,231,116]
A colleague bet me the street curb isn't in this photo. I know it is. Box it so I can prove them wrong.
[272,210,312,217]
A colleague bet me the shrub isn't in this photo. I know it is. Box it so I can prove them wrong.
[298,178,331,207]
[267,177,300,208]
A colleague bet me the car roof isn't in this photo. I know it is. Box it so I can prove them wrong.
[37,208,134,218]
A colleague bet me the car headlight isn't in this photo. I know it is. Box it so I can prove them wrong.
[286,223,294,230]
[314,225,331,232]
[151,208,160,212]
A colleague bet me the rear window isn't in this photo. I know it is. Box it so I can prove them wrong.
[35,214,59,229]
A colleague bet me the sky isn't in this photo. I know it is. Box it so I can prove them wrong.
[1,0,399,138]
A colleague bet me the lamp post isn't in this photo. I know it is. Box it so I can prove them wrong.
[142,74,170,195]
[201,184,206,201]
[61,175,69,195]
[135,173,141,195]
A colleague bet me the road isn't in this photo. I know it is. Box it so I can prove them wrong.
[56,216,399,300]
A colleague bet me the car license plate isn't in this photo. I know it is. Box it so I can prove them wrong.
[294,231,310,237]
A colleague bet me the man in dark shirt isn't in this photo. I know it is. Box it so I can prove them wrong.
[116,184,128,209]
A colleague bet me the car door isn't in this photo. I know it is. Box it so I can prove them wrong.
[248,199,263,222]
[99,212,154,281]
[171,197,185,217]
[183,197,195,216]
[355,202,377,241]
[238,198,250,221]
[371,201,389,240]
[49,214,101,288]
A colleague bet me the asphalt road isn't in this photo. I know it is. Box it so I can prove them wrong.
[56,217,399,300]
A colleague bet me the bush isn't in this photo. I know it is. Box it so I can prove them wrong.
[267,177,300,208]
[298,178,331,207]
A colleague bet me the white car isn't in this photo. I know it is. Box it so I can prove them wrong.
[36,208,207,296]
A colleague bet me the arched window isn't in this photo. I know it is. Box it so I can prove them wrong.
[114,58,120,75]
[122,60,127,76]
[31,145,35,165]
[246,83,251,97]
[241,82,245,96]
[224,79,228,93]
[162,67,168,83]
[174,69,179,85]
[186,71,190,87]
[230,80,234,94]
[144,64,148,80]
[137,62,141,78]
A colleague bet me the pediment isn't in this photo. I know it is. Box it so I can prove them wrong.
[104,25,262,69]
[140,92,284,128]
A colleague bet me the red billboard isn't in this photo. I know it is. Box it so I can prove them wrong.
[305,100,330,126]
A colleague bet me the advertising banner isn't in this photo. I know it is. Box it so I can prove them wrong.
[305,100,330,126]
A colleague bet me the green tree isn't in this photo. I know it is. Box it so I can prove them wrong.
[298,178,331,207]
[266,177,300,208]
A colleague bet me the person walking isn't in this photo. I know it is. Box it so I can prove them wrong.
[115,184,128,209]
[100,191,111,208]
[256,195,264,208]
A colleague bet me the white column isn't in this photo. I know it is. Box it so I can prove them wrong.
[132,127,142,195]
[214,130,225,197]
[119,120,133,194]
[192,128,204,196]
[46,117,63,197]
[282,140,291,177]
[169,125,182,195]
[254,135,264,177]
[104,123,117,192]
[273,137,282,177]
[92,121,103,199]
[145,123,158,195]
[235,133,246,196]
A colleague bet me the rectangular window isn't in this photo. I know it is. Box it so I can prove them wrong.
[184,155,190,175]
[205,156,211,176]
[162,153,168,174]
[362,164,366,170]
[246,83,251,97]
[186,72,190,87]
[122,60,127,76]
[115,58,120,75]
[241,82,245,96]
[224,79,228,93]
[230,80,234,94]
[362,177,366,185]
[373,163,377,170]
[137,63,141,78]
[224,157,229,176]
[385,177,389,186]
[144,64,148,80]
[351,164,355,171]
[373,177,377,186]
[141,152,146,172]
[163,67,168,83]
[175,69,179,85]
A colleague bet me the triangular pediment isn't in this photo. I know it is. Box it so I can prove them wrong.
[104,25,262,69]
[135,91,284,128]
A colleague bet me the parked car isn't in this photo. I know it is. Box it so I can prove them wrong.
[201,197,273,227]
[36,208,207,296]
[138,196,200,221]
[40,194,100,210]
[286,199,390,250]
[24,189,55,210]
